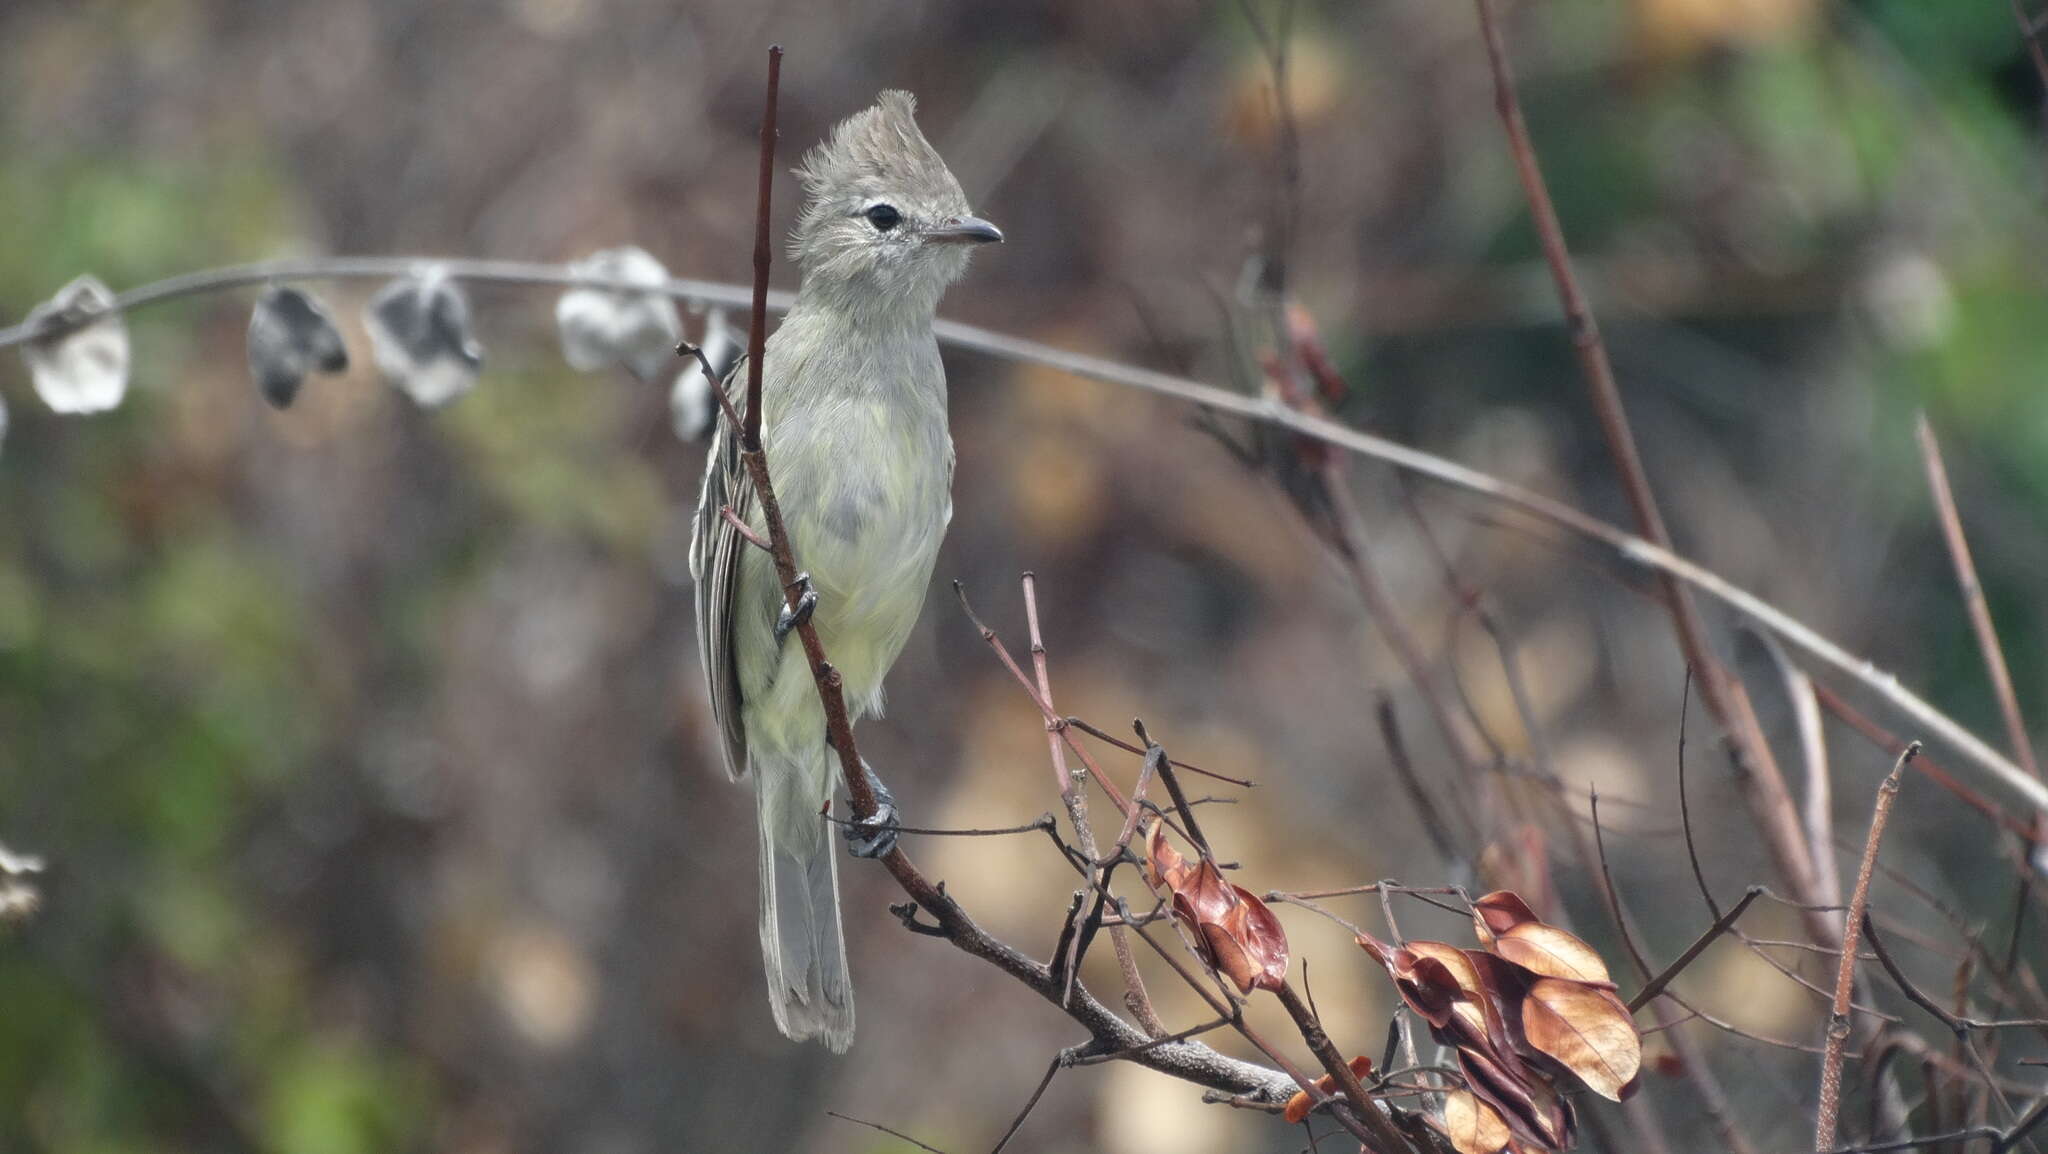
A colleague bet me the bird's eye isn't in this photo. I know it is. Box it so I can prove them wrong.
[864,203,902,231]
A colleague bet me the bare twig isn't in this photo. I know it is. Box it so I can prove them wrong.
[1472,0,1835,951]
[1817,743,1919,1150]
[1375,696,1469,868]
[1021,574,1164,1033]
[1627,887,1765,1013]
[1061,717,1254,788]
[1814,681,2031,837]
[1752,628,1843,907]
[1917,414,2041,783]
[825,1111,951,1154]
[989,1055,1063,1154]
[718,505,771,552]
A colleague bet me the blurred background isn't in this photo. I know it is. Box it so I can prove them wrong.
[3,0,2048,1151]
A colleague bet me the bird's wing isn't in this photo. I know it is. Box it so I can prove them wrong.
[690,380,753,781]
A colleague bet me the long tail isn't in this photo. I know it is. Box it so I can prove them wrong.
[754,750,853,1051]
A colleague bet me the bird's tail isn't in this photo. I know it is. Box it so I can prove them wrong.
[754,749,853,1051]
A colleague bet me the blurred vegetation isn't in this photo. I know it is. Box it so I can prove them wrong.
[3,1,2048,1152]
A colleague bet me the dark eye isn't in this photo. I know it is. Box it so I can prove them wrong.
[864,203,901,231]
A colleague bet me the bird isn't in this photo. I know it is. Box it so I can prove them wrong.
[690,90,1002,1051]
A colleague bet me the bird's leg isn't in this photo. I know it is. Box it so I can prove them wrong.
[774,572,817,644]
[843,759,900,859]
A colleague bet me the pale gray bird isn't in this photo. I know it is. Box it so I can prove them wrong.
[691,91,1002,1051]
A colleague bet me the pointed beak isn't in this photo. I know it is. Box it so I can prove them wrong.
[926,215,1004,245]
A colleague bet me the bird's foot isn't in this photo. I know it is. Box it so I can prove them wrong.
[774,573,818,644]
[844,760,900,859]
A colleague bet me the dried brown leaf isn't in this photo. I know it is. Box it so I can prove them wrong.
[1214,885,1289,993]
[1473,889,1614,986]
[1521,979,1642,1101]
[1145,820,1191,891]
[1443,1089,1514,1154]
[1458,1046,1574,1151]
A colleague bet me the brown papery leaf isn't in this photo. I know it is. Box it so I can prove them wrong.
[1175,859,1237,925]
[1521,980,1642,1101]
[1144,820,1191,892]
[1473,889,1614,986]
[1470,891,1543,944]
[1443,1089,1514,1154]
[1458,1046,1573,1151]
[1388,951,1465,1031]
[1217,885,1289,993]
[1402,942,1506,1055]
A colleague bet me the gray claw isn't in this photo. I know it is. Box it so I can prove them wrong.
[845,760,900,859]
[775,573,817,644]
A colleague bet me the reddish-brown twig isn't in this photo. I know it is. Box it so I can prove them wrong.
[1818,743,1919,1149]
[1472,0,1832,950]
[1021,574,1164,1032]
[1917,414,2041,784]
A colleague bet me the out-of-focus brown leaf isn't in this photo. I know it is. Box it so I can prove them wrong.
[1282,1054,1375,1124]
[1443,1089,1514,1154]
[1520,979,1642,1101]
[1472,890,1613,986]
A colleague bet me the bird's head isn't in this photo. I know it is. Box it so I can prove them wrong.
[790,90,1001,319]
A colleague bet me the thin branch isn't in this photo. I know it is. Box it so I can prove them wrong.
[1021,573,1164,1033]
[1061,716,1255,788]
[1473,0,1836,953]
[825,1112,951,1154]
[1917,413,2041,783]
[1818,743,1919,1150]
[1676,667,1725,919]
[1864,913,2048,1035]
[1814,681,2032,837]
[741,49,780,452]
[1753,628,1843,907]
[989,1055,1062,1154]
[1375,696,1468,868]
[1628,887,1765,1013]
[718,505,771,552]
[5,257,2037,818]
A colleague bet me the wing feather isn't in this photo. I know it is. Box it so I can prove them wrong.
[690,383,754,780]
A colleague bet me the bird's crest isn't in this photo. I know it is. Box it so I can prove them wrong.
[792,91,965,253]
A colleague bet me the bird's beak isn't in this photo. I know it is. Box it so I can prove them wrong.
[926,215,1004,245]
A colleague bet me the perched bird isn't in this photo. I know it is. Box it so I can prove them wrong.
[691,91,1002,1051]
